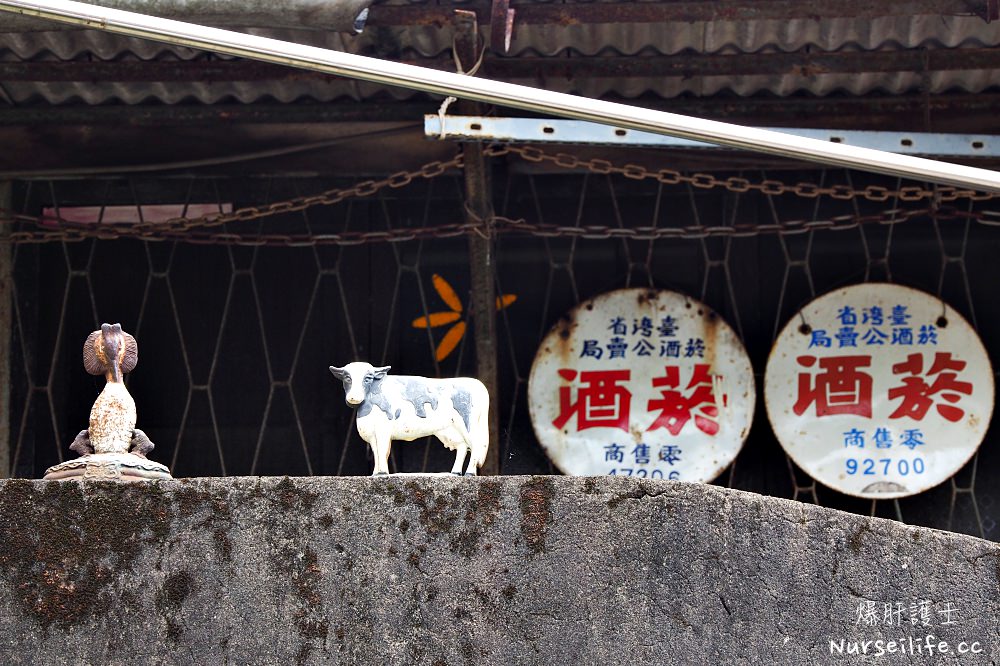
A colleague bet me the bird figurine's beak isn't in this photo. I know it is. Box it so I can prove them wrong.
[102,323,123,383]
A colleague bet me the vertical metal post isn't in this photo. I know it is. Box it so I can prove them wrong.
[454,10,500,475]
[0,181,11,478]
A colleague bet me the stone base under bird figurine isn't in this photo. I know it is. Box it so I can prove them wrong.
[43,323,173,482]
[44,452,172,481]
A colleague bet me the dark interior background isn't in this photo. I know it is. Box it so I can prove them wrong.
[8,163,998,540]
[6,0,1000,541]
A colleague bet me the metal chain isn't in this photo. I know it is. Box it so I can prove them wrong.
[502,145,997,203]
[150,153,466,233]
[2,143,998,245]
[0,152,467,239]
[497,205,990,240]
[4,206,989,246]
[1,221,483,246]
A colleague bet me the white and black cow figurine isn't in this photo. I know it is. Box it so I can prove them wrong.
[329,362,490,476]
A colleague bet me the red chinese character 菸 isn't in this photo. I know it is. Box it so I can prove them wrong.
[646,364,724,436]
[888,352,972,422]
[793,355,873,418]
[552,369,631,432]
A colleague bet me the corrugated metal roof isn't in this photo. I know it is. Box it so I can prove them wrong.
[0,0,372,33]
[3,7,1000,105]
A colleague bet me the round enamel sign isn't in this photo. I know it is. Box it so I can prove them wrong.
[528,288,755,481]
[765,283,994,499]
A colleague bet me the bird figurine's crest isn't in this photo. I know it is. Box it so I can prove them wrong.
[43,323,172,481]
[83,324,137,379]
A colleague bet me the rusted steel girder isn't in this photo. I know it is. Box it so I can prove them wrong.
[2,94,1000,132]
[5,47,1000,82]
[366,0,993,27]
[479,48,1000,78]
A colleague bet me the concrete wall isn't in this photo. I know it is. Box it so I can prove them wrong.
[0,476,996,665]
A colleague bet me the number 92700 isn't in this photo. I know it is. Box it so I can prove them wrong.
[845,457,926,476]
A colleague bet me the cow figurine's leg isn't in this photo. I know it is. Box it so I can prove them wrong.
[449,442,468,476]
[453,426,477,476]
[464,431,486,476]
[370,433,391,477]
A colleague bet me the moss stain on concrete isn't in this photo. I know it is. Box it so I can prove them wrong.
[155,570,194,644]
[173,483,235,563]
[0,480,174,630]
[406,481,459,537]
[519,477,555,556]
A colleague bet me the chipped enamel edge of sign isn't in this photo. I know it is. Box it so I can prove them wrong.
[527,288,755,482]
[764,283,995,500]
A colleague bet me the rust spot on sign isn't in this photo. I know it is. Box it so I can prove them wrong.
[554,315,575,364]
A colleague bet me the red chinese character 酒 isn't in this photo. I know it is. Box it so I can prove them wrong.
[888,352,972,422]
[552,369,631,432]
[646,364,724,436]
[793,355,873,418]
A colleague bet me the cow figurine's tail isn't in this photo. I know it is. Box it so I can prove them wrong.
[466,386,490,475]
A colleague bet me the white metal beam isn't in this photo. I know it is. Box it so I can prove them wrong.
[426,116,1000,159]
[2,0,1000,192]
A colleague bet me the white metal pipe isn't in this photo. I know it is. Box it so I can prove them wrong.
[2,0,1000,193]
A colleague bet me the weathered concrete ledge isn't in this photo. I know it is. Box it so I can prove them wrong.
[0,476,997,665]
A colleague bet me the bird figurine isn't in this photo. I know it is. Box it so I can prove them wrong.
[68,323,155,459]
[43,323,171,481]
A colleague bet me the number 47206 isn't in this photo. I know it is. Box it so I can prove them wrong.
[608,468,680,480]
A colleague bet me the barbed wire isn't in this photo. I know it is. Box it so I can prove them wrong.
[1,144,998,245]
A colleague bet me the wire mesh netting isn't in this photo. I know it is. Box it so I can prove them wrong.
[6,154,999,540]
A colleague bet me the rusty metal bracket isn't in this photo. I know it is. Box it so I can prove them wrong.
[453,9,481,73]
[490,0,515,54]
